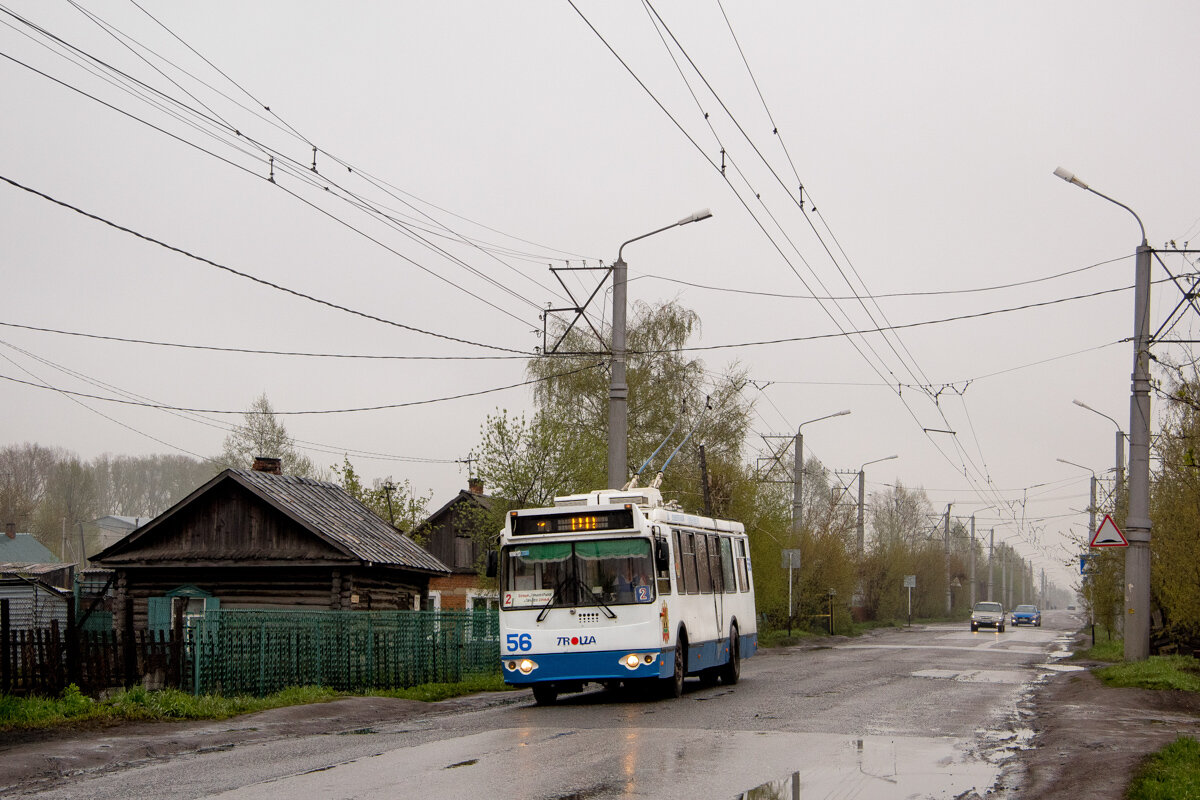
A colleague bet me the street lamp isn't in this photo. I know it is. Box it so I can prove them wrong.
[855,455,898,554]
[608,209,713,489]
[1072,398,1127,496]
[1057,458,1098,544]
[1054,166,1151,661]
[792,409,851,532]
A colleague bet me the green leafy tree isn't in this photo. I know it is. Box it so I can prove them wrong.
[218,393,316,477]
[508,299,751,513]
[1148,359,1200,634]
[333,457,431,535]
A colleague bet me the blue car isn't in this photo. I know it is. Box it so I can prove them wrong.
[1011,604,1041,627]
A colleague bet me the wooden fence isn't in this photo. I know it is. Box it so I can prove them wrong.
[0,598,184,696]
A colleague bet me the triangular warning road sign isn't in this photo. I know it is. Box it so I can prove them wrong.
[1091,514,1128,547]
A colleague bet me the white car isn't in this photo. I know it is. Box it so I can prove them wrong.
[971,601,1005,633]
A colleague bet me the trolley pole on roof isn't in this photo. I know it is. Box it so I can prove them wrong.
[607,210,712,489]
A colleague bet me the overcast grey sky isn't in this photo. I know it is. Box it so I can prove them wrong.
[4,1,1200,590]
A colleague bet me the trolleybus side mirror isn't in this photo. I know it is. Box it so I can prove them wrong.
[485,549,498,578]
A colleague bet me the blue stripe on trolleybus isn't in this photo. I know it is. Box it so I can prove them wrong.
[501,632,757,685]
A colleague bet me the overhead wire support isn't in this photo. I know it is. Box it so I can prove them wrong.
[542,263,614,355]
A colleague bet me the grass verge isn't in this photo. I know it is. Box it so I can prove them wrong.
[1095,654,1200,692]
[1126,736,1200,800]
[1075,627,1124,662]
[0,673,512,732]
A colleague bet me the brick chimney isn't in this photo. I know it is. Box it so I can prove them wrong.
[252,456,283,475]
[468,478,484,495]
[4,522,14,540]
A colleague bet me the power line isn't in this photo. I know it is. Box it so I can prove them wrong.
[0,173,532,354]
[0,360,605,415]
[0,320,530,360]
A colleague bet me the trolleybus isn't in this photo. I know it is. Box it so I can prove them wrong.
[494,486,757,704]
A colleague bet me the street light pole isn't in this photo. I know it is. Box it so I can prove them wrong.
[1055,167,1152,660]
[608,209,712,489]
[1058,458,1098,544]
[792,410,852,532]
[1073,398,1126,505]
[855,454,898,554]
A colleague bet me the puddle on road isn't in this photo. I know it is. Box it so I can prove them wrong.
[1040,663,1085,672]
[732,734,1000,800]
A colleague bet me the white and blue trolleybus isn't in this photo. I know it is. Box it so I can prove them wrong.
[495,486,756,704]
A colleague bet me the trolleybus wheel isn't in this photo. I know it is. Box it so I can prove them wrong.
[720,623,741,685]
[531,683,558,705]
[663,636,685,698]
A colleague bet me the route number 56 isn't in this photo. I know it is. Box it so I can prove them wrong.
[505,633,532,652]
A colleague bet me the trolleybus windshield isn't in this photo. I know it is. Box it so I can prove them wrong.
[501,538,655,609]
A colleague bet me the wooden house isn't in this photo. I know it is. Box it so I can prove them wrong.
[423,479,497,610]
[93,459,450,629]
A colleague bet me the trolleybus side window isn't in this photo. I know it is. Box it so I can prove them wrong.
[680,530,699,594]
[708,534,724,593]
[736,539,750,592]
[695,533,713,594]
[720,537,737,594]
[671,529,685,595]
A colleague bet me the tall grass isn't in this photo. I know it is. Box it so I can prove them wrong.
[0,675,512,732]
[1126,736,1200,800]
[1096,655,1200,692]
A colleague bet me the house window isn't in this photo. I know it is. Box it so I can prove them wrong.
[454,535,474,569]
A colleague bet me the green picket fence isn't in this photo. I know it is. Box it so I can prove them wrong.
[191,609,499,697]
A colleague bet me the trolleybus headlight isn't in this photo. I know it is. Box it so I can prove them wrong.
[619,653,655,670]
[517,658,537,675]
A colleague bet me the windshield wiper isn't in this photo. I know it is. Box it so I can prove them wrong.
[572,576,616,619]
[535,576,617,621]
[536,578,567,623]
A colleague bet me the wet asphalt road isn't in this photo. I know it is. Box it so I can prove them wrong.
[26,611,1078,799]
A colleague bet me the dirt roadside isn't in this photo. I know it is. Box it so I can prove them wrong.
[1003,653,1200,799]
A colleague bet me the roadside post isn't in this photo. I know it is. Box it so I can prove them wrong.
[904,575,916,626]
[827,588,836,634]
[782,549,802,636]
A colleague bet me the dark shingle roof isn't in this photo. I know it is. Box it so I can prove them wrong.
[0,534,59,564]
[228,470,449,574]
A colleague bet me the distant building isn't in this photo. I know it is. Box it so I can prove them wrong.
[423,479,498,611]
[92,515,151,551]
[0,527,72,589]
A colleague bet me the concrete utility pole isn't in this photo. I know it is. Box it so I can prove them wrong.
[1055,167,1152,661]
[944,505,952,614]
[607,210,712,489]
[988,529,995,602]
[969,515,976,607]
[1001,553,1007,609]
[791,410,851,532]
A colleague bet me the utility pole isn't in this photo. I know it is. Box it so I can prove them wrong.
[988,529,995,602]
[1001,553,1007,609]
[969,515,976,607]
[856,469,865,555]
[1089,475,1097,544]
[792,430,803,534]
[944,504,952,615]
[698,445,713,517]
